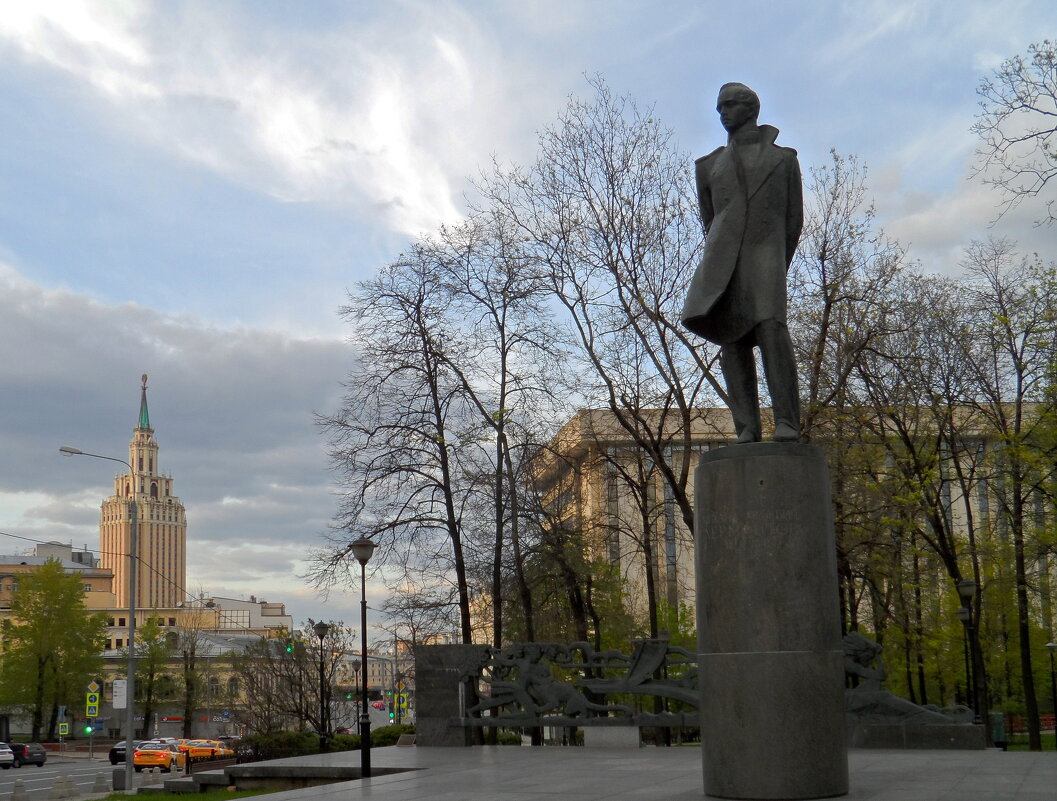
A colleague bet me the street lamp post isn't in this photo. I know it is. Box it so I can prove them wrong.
[1046,642,1057,750]
[60,445,138,793]
[350,657,362,726]
[956,606,972,707]
[350,537,376,779]
[313,621,331,753]
[956,579,984,727]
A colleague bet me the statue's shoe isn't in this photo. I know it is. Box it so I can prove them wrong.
[772,421,799,442]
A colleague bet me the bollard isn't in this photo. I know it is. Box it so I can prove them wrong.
[11,779,27,801]
[63,777,77,799]
[92,773,108,793]
[49,777,72,801]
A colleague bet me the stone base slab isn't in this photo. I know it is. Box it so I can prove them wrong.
[848,723,987,749]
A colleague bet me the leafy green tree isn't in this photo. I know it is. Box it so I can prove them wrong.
[115,616,175,739]
[0,561,106,740]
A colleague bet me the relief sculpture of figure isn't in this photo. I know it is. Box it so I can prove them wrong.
[682,82,803,443]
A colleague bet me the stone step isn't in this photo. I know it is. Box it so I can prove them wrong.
[155,777,198,795]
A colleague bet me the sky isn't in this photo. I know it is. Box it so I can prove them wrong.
[1,0,1054,637]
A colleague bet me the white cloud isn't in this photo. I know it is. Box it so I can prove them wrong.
[0,1,155,97]
[0,261,363,620]
[0,1,559,238]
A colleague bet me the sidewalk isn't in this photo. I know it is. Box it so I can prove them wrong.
[213,745,1057,801]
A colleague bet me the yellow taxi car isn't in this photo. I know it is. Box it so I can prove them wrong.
[211,741,235,757]
[182,740,225,758]
[133,742,186,773]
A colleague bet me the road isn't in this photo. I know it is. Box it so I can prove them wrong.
[0,714,410,798]
[0,756,130,798]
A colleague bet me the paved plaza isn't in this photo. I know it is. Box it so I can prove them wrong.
[227,744,1057,801]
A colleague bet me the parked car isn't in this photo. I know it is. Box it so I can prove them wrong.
[0,743,14,769]
[9,743,47,768]
[133,742,185,773]
[108,740,144,765]
[181,739,220,760]
[207,740,235,757]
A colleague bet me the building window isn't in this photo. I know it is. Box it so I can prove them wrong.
[106,640,113,650]
[115,638,123,648]
[84,584,92,592]
[118,617,126,626]
[168,617,176,626]
[108,618,115,626]
[228,677,239,695]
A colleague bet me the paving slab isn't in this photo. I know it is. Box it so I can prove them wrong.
[222,746,1057,801]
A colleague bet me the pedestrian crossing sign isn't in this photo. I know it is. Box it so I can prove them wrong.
[86,691,100,717]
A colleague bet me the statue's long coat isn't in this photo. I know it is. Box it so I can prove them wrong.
[681,124,803,346]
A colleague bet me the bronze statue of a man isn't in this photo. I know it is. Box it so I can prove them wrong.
[682,82,803,443]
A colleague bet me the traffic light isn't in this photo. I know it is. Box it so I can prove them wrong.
[388,710,395,721]
[84,725,93,735]
[285,641,293,653]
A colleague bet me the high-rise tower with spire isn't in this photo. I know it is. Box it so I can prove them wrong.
[100,374,187,608]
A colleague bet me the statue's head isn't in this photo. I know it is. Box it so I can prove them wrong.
[716,82,760,133]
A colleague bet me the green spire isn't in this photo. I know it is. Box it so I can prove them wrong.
[137,373,151,430]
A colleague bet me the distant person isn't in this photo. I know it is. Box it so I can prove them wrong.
[682,82,803,443]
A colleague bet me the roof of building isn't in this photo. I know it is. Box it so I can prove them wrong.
[0,555,102,573]
[137,373,151,430]
[101,630,265,659]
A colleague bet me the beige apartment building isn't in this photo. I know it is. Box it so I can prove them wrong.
[532,407,739,622]
[0,542,117,613]
[533,406,1055,632]
[99,374,187,610]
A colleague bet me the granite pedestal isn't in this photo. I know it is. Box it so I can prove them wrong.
[414,644,488,747]
[695,442,848,799]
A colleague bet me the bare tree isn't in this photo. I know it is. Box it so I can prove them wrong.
[381,586,459,648]
[314,254,478,642]
[475,79,725,643]
[789,150,906,441]
[973,40,1057,224]
[227,622,356,736]
[416,213,564,645]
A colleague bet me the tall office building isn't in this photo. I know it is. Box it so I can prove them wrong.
[100,374,186,608]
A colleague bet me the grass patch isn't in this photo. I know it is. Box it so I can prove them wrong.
[1004,732,1056,751]
[101,789,281,801]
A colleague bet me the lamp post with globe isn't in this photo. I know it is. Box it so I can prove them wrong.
[313,621,331,753]
[1046,642,1056,749]
[350,537,376,778]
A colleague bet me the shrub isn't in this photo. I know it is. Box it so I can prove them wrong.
[330,733,361,751]
[369,724,415,747]
[240,730,318,760]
